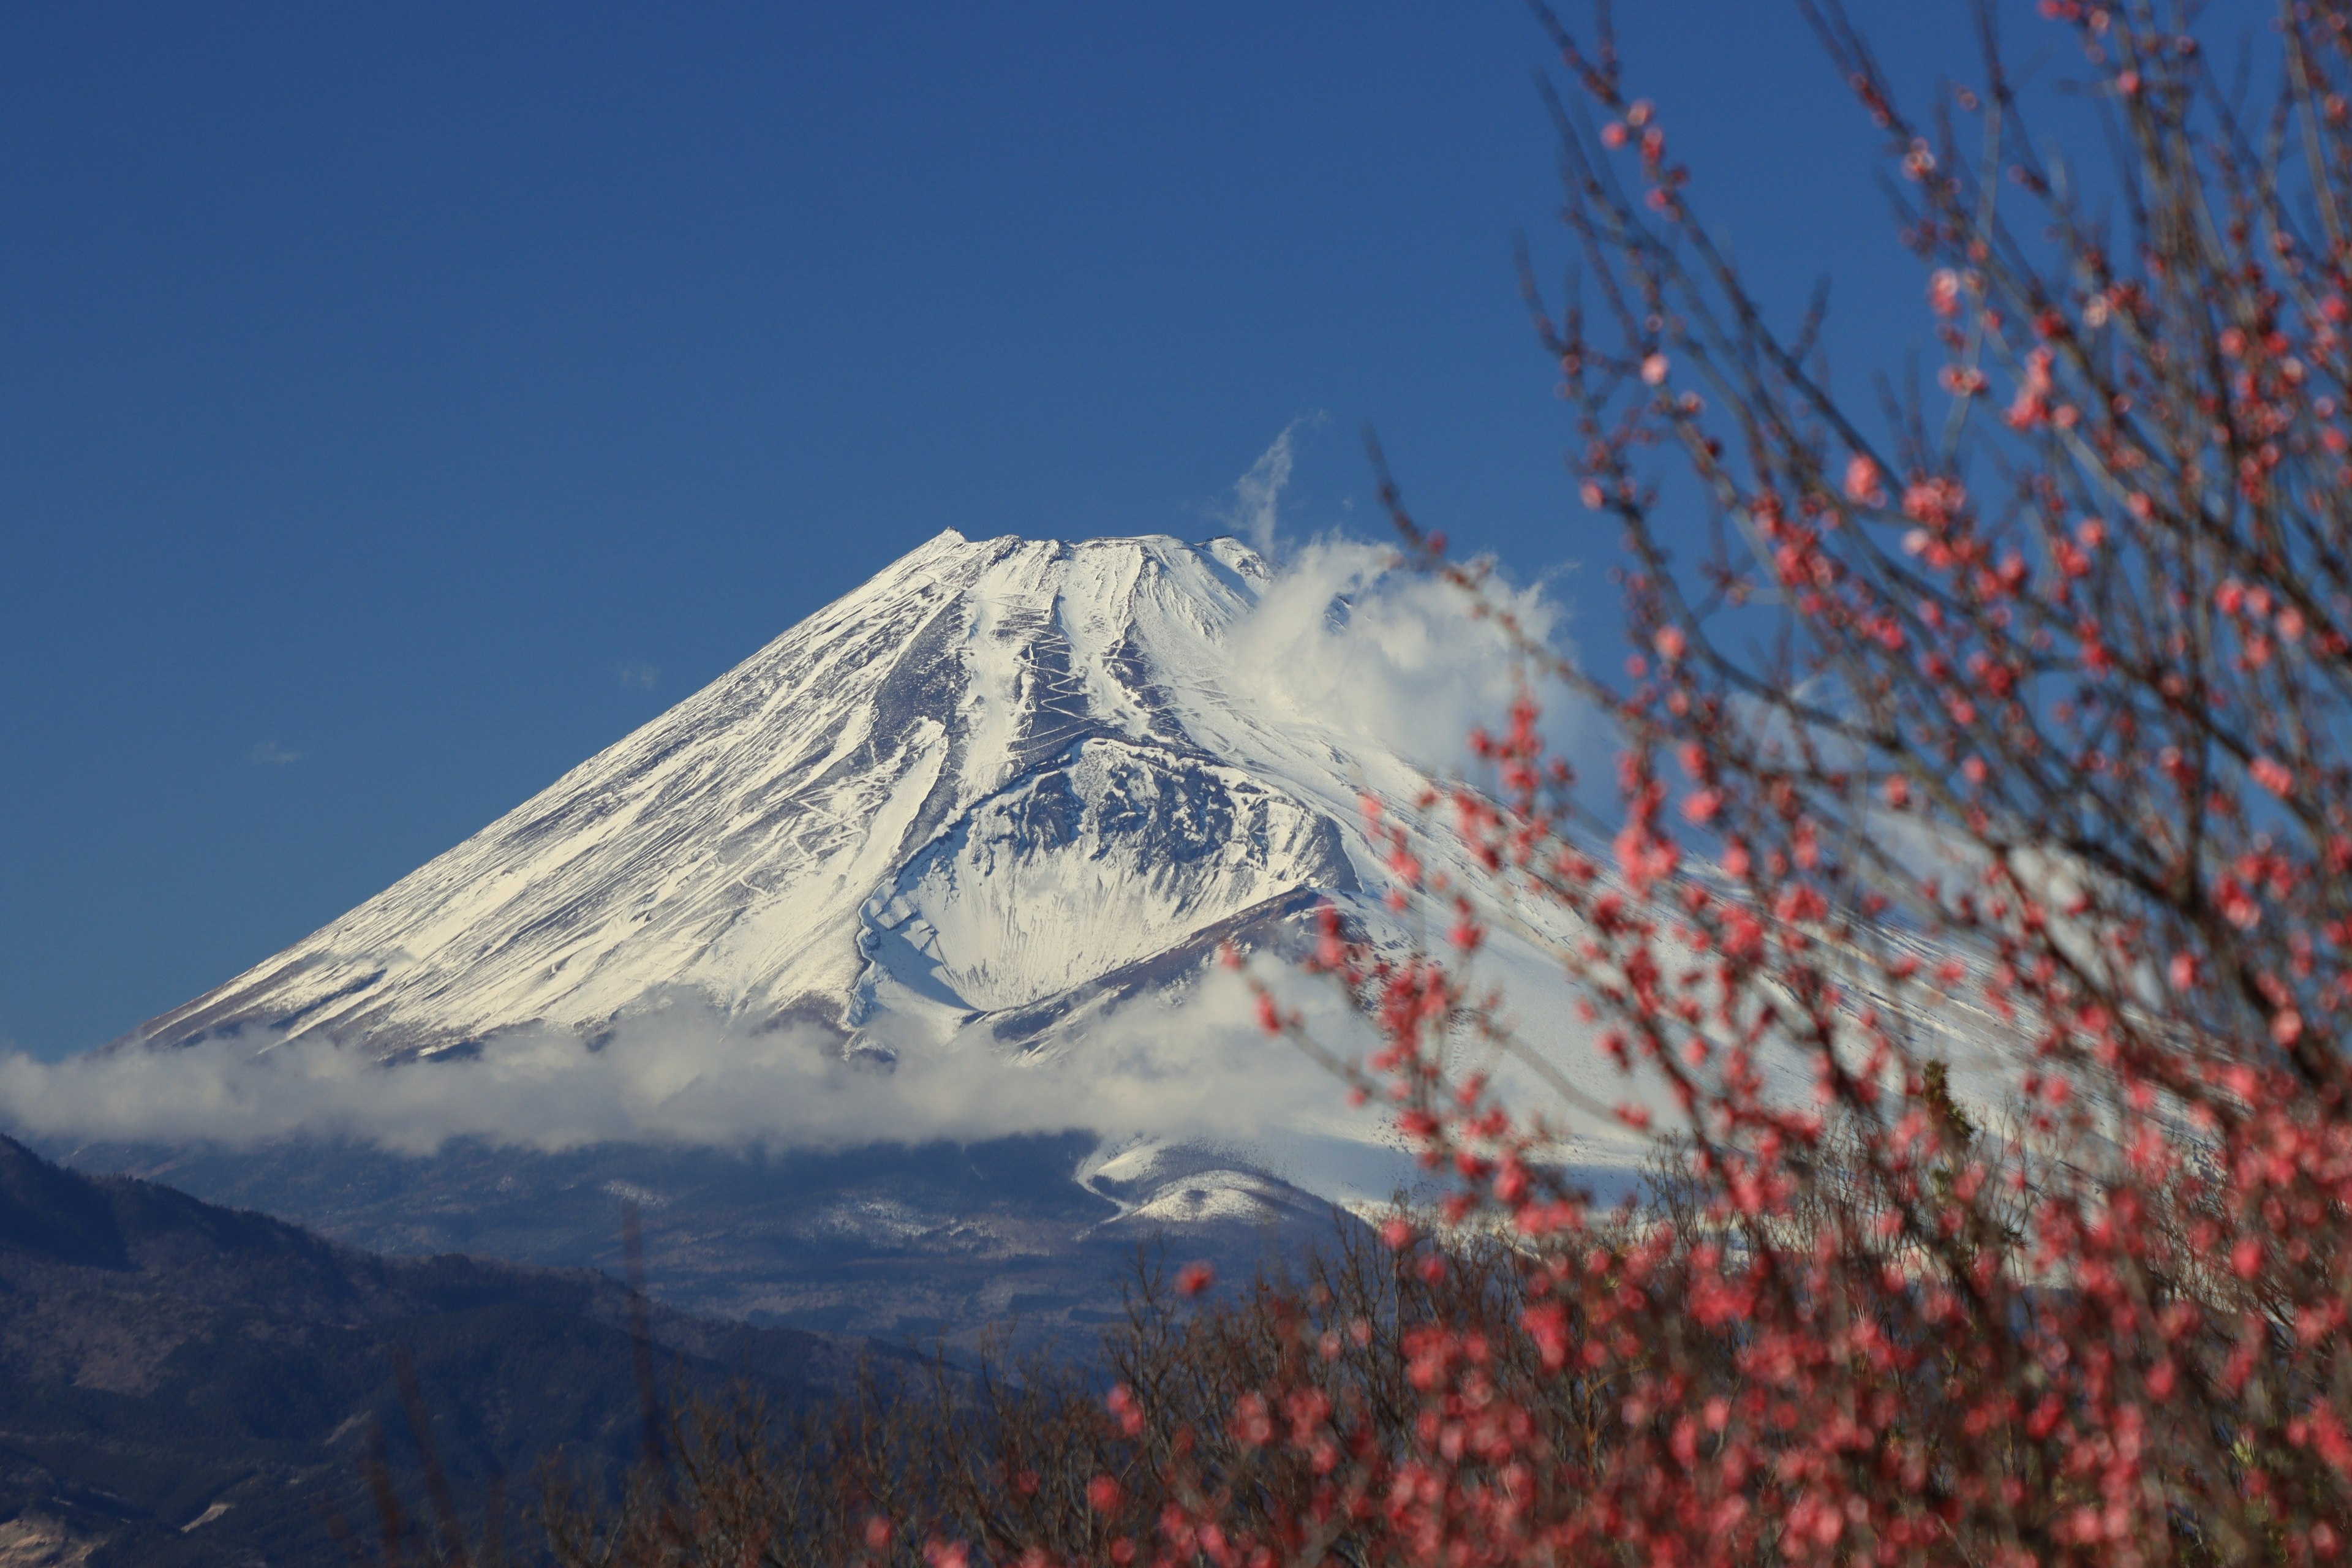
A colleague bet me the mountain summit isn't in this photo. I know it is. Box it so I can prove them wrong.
[130,532,1420,1063]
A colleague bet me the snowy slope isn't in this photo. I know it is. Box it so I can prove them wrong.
[127,532,1438,1065]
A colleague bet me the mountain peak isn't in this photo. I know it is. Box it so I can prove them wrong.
[128,532,1389,1062]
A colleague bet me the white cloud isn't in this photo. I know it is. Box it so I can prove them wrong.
[1226,420,1316,557]
[614,660,661,692]
[249,740,304,766]
[0,967,1389,1159]
[1224,536,1585,776]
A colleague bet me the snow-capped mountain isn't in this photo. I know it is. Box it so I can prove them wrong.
[129,531,1424,1062]
[65,532,1492,1341]
[43,529,1999,1342]
[49,531,1654,1341]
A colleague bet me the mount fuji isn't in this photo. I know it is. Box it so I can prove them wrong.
[129,531,1425,1064]
[43,530,1613,1342]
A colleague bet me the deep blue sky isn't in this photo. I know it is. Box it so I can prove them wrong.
[2,2,1999,1059]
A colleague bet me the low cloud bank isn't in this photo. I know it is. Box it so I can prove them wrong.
[0,968,1385,1156]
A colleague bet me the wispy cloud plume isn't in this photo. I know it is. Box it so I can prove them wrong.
[249,740,304,766]
[1227,420,1319,557]
[614,660,661,692]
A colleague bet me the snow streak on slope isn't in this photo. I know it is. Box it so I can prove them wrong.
[127,533,1431,1064]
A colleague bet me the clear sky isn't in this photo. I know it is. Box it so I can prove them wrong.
[1,2,1994,1059]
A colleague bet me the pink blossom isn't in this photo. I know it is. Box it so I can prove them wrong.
[1842,453,1885,505]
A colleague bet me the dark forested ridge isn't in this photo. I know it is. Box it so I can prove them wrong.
[0,1134,887,1567]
